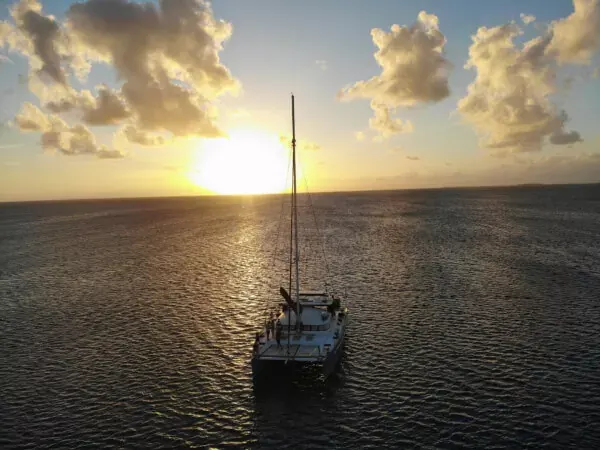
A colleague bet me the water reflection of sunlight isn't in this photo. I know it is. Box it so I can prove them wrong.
[219,206,273,369]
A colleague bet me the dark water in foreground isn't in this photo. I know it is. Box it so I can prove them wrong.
[1,185,600,449]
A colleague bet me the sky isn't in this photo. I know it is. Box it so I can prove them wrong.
[1,0,599,201]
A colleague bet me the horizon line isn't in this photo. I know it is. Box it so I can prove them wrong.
[1,181,598,205]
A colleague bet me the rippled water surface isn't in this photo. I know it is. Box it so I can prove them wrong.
[2,186,600,448]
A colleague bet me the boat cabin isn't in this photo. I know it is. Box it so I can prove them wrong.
[278,302,333,331]
[298,292,335,307]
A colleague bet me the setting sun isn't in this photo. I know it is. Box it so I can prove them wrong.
[189,129,291,195]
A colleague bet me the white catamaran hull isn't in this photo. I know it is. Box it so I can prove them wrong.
[322,318,348,377]
[252,311,348,380]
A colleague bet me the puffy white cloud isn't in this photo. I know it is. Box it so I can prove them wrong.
[32,80,129,126]
[1,0,69,84]
[14,101,49,130]
[339,11,450,106]
[42,120,124,158]
[520,13,536,25]
[355,131,366,142]
[369,102,413,140]
[548,0,600,64]
[338,11,450,139]
[1,0,239,158]
[44,97,78,113]
[25,74,80,110]
[65,0,239,136]
[14,101,123,158]
[549,130,582,145]
[0,23,11,43]
[121,78,222,137]
[81,86,129,126]
[118,124,165,146]
[457,22,583,153]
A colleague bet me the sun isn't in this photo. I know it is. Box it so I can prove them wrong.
[188,128,291,195]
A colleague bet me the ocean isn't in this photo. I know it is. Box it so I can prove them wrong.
[1,185,600,448]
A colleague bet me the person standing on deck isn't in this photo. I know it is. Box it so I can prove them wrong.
[268,314,275,340]
[275,320,282,348]
[253,333,260,355]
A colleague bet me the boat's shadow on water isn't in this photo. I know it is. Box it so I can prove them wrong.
[249,361,348,446]
[253,364,345,395]
[251,341,349,397]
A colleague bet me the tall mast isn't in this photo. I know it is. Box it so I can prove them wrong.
[291,95,301,326]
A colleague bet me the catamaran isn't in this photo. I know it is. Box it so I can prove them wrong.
[251,95,349,380]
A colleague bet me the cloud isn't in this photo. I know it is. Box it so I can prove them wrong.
[0,23,11,43]
[15,101,123,158]
[37,82,129,126]
[41,119,123,158]
[368,152,600,189]
[355,131,366,141]
[547,0,600,64]
[315,59,327,71]
[302,141,320,151]
[520,13,536,25]
[406,155,420,161]
[81,86,129,125]
[338,11,451,139]
[279,134,320,151]
[549,130,582,145]
[2,0,69,84]
[65,0,239,136]
[369,102,413,140]
[120,78,223,137]
[14,101,49,131]
[44,96,79,113]
[457,22,583,153]
[1,0,239,158]
[118,124,165,146]
[0,54,13,64]
[24,74,85,112]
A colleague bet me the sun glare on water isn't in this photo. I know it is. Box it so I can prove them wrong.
[189,129,291,195]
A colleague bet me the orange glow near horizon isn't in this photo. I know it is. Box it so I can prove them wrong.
[188,129,292,195]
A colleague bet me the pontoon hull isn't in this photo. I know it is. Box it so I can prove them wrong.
[252,316,347,381]
[322,332,346,378]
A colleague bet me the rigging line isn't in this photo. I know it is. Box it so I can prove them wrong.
[258,146,292,321]
[298,158,334,293]
[269,148,293,273]
[263,158,292,322]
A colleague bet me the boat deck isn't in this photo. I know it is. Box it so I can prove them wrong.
[254,308,348,363]
[259,343,322,359]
